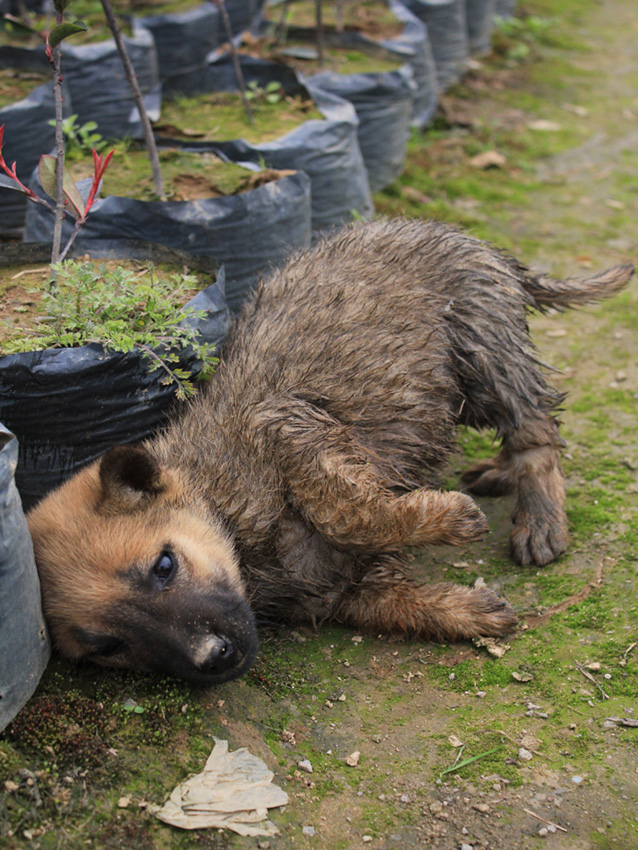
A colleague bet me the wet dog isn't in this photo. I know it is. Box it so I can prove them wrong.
[27,219,633,683]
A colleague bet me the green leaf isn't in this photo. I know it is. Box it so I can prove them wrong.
[48,20,87,49]
[38,155,85,218]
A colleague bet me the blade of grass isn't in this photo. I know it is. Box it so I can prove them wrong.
[440,745,503,777]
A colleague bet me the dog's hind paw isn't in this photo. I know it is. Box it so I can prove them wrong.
[470,585,518,639]
[510,509,569,566]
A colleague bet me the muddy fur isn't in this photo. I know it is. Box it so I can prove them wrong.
[27,218,633,684]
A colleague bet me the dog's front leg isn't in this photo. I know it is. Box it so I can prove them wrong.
[272,400,488,553]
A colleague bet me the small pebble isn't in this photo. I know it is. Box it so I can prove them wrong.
[302,825,316,836]
[476,691,487,699]
[519,748,533,761]
[345,751,360,767]
[473,802,490,813]
[363,837,373,843]
[429,801,443,814]
[400,793,411,803]
[538,827,548,837]
[572,775,584,784]
[298,759,313,774]
[117,796,131,809]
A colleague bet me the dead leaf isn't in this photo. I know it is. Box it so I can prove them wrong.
[605,717,638,728]
[469,150,506,170]
[473,636,511,658]
[527,120,562,131]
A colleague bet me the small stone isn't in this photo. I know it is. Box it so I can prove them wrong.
[117,796,131,808]
[338,694,346,701]
[345,751,360,767]
[462,844,473,850]
[572,775,584,784]
[429,801,443,814]
[298,759,314,774]
[363,836,373,843]
[351,635,363,643]
[302,825,316,836]
[518,748,533,761]
[586,662,601,671]
[400,793,411,803]
[476,691,487,699]
[448,734,464,748]
[473,802,490,813]
[538,827,548,837]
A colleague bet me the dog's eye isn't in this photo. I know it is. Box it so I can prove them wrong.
[152,550,177,588]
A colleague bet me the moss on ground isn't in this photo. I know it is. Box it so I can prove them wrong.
[3,0,638,847]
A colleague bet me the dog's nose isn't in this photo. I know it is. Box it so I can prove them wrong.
[191,634,237,675]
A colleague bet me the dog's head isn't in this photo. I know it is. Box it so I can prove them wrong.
[27,445,258,685]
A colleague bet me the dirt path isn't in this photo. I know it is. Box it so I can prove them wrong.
[2,2,637,849]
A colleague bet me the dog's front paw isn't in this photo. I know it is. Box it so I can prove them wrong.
[510,509,569,566]
[424,490,489,546]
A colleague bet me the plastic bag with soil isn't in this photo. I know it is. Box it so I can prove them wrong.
[135,2,221,97]
[402,0,469,91]
[386,0,439,129]
[466,0,497,56]
[59,20,161,139]
[252,13,417,191]
[181,55,373,235]
[0,423,50,733]
[224,0,267,38]
[0,82,57,237]
[0,46,72,237]
[23,161,312,315]
[308,52,416,193]
[495,0,517,19]
[0,240,231,510]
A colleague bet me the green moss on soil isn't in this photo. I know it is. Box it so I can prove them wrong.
[156,90,322,145]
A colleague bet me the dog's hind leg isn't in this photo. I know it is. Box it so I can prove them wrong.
[330,559,517,641]
[449,301,568,565]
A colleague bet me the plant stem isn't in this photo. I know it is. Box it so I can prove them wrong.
[215,0,254,125]
[99,0,166,200]
[50,38,65,271]
[315,0,324,66]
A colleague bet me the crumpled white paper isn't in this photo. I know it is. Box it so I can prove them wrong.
[155,738,289,837]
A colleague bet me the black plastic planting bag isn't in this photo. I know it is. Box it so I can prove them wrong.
[402,0,469,91]
[255,18,416,192]
[225,0,266,38]
[387,0,439,129]
[495,0,517,18]
[309,50,416,193]
[24,166,312,314]
[0,83,57,237]
[60,21,161,139]
[135,2,221,96]
[188,55,372,234]
[0,424,50,732]
[0,240,231,509]
[466,0,497,56]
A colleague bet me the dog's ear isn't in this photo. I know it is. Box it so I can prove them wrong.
[98,445,164,513]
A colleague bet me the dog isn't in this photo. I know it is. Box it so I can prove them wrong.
[27,218,633,684]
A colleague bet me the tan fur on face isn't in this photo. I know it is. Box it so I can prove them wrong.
[27,457,242,659]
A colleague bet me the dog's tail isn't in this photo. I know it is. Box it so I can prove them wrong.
[522,263,634,310]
